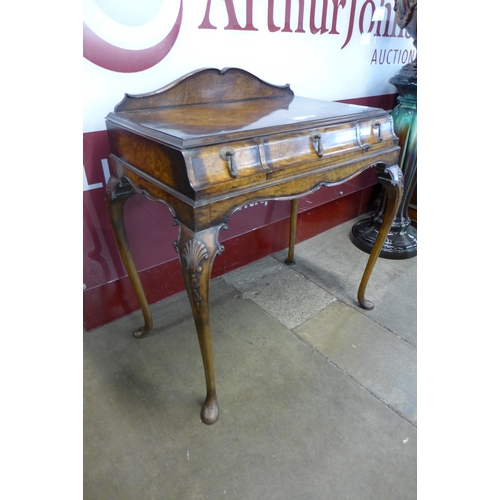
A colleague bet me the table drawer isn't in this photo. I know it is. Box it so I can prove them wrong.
[261,117,395,171]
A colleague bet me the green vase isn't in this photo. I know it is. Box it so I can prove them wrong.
[351,1,417,259]
[350,68,417,259]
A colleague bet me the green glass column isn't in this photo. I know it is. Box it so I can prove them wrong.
[351,0,417,259]
[350,71,417,259]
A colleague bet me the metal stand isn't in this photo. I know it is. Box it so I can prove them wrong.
[351,64,417,259]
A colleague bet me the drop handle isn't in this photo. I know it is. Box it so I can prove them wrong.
[356,123,371,150]
[310,132,323,157]
[373,122,383,142]
[219,146,238,177]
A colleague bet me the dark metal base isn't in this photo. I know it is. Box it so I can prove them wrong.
[351,58,418,261]
[351,216,417,260]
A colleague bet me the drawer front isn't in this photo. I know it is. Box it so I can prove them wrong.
[184,115,396,195]
[261,116,395,171]
[186,138,267,191]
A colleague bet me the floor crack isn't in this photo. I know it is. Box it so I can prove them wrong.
[290,329,417,430]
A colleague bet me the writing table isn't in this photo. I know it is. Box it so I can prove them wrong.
[105,68,403,424]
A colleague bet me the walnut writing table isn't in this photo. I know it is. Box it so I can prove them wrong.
[105,68,403,424]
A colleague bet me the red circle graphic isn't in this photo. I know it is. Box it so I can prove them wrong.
[83,1,183,73]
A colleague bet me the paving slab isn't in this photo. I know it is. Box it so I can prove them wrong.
[223,256,336,329]
[294,300,417,426]
[84,280,416,500]
[273,218,417,346]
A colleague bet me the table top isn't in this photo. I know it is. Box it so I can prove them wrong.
[109,97,384,148]
[106,68,387,149]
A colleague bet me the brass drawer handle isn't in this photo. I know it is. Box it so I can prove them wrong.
[356,123,371,150]
[219,146,238,177]
[373,122,383,141]
[310,132,323,157]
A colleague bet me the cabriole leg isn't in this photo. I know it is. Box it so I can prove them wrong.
[106,176,153,338]
[357,164,404,310]
[176,223,225,424]
[285,199,299,265]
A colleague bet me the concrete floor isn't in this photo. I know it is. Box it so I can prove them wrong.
[83,216,417,500]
